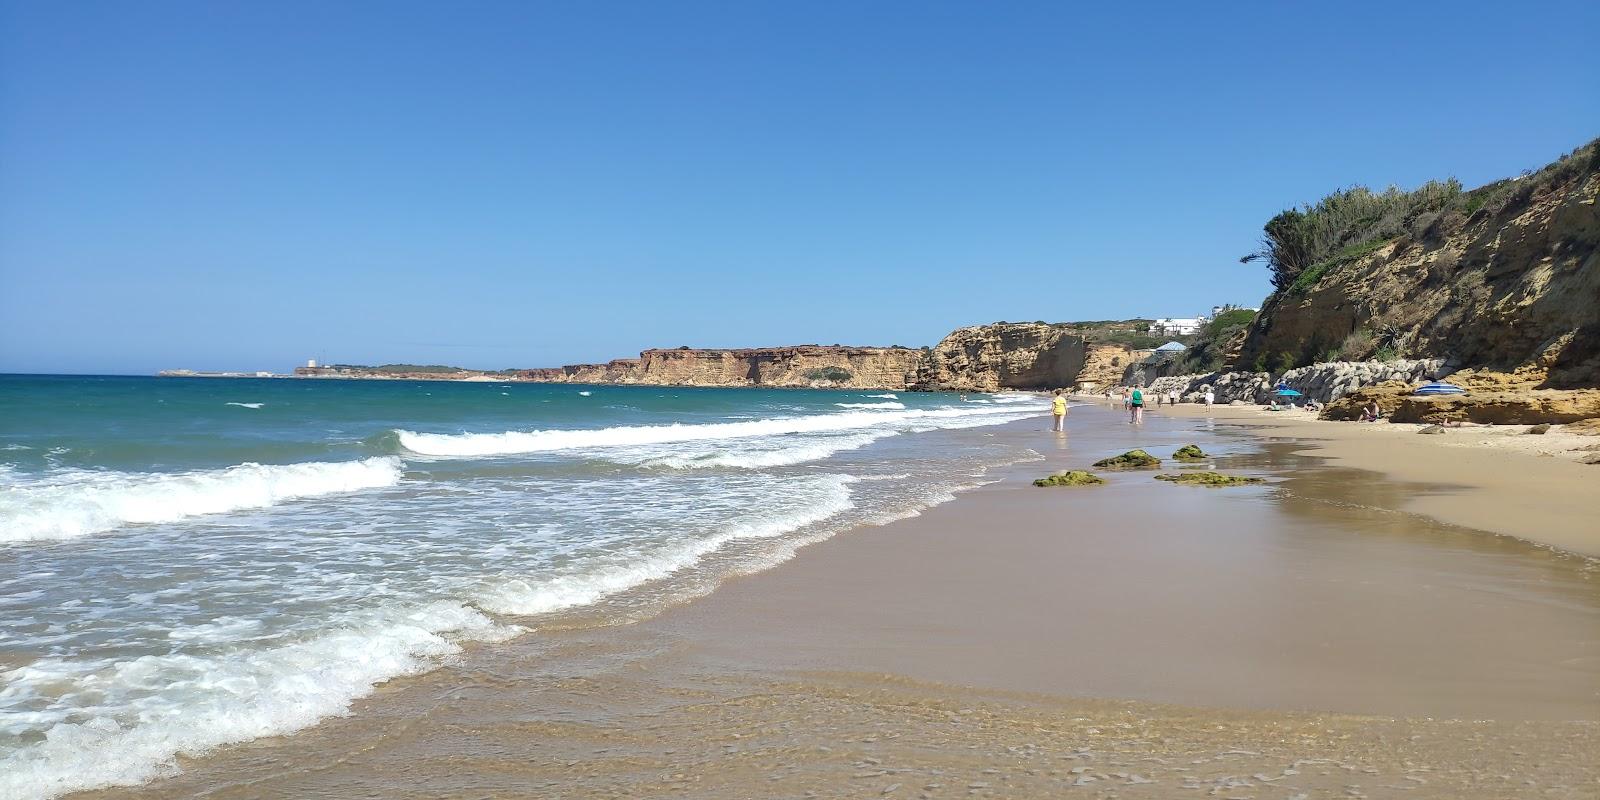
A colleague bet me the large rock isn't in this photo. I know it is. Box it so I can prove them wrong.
[1153,472,1265,486]
[1321,370,1600,424]
[1092,449,1162,469]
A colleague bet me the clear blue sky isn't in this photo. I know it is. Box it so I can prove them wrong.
[2,1,1596,374]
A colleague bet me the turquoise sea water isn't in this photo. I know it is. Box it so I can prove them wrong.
[0,375,1045,798]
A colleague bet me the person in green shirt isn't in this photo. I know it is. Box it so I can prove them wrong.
[1130,387,1145,424]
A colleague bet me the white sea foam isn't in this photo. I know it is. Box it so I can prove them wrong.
[0,458,405,543]
[224,402,264,409]
[396,404,1043,458]
[578,390,592,396]
[866,393,898,399]
[834,401,906,410]
[637,431,891,470]
[0,601,518,800]
[478,475,853,615]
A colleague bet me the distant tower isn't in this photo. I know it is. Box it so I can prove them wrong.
[308,358,318,368]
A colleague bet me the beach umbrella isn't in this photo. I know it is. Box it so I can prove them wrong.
[1413,382,1466,396]
[1275,388,1303,397]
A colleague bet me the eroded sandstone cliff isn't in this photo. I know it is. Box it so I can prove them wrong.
[1236,146,1599,387]
[520,346,923,390]
[522,322,1147,392]
[907,322,1142,392]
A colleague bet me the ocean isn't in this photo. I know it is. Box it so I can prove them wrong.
[0,374,1046,798]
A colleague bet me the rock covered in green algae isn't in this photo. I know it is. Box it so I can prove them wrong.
[1091,449,1162,469]
[1172,444,1209,460]
[1153,471,1265,486]
[1033,470,1106,487]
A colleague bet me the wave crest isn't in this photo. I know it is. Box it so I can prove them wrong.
[0,458,405,543]
[395,404,1043,458]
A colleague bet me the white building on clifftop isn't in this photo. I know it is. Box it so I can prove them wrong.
[1152,317,1204,336]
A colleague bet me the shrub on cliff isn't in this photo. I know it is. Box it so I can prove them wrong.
[1241,180,1464,291]
[803,366,853,382]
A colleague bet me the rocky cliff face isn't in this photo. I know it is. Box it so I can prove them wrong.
[906,322,1139,392]
[1237,157,1599,387]
[521,346,923,389]
[522,323,1146,392]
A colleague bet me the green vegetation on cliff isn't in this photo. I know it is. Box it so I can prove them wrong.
[1234,136,1599,374]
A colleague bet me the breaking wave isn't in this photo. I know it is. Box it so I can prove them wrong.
[0,458,405,543]
[395,404,1044,458]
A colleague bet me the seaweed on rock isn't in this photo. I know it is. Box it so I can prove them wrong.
[1154,471,1264,486]
[1092,449,1162,469]
[1033,470,1107,487]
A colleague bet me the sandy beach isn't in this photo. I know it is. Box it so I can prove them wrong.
[1148,400,1600,557]
[82,402,1600,800]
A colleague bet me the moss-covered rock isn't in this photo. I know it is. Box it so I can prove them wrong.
[1091,449,1162,469]
[1033,470,1106,487]
[1154,471,1265,487]
[1172,444,1210,460]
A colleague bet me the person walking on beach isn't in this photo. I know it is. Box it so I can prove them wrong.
[1168,389,1179,406]
[1204,388,1215,407]
[1051,390,1068,432]
[1121,387,1132,411]
[1130,386,1145,424]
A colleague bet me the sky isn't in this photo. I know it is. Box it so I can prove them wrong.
[2,1,1596,375]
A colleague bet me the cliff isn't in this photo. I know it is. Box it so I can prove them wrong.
[520,346,924,389]
[522,322,1152,392]
[1236,140,1600,388]
[907,321,1146,392]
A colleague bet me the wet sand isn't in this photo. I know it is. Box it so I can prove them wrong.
[82,404,1600,799]
[1151,401,1600,557]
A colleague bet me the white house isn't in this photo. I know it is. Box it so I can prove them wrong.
[1152,318,1204,336]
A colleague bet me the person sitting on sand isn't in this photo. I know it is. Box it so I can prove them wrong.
[1051,389,1068,432]
[1360,400,1381,422]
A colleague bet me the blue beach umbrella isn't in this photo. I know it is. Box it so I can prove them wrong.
[1414,381,1466,396]
[1275,388,1303,397]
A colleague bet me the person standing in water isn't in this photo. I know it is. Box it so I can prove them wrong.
[1130,386,1145,424]
[1051,389,1068,432]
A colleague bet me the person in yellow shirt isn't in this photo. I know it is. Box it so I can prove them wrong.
[1051,389,1068,432]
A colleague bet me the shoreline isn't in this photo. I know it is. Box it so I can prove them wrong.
[84,402,1600,800]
